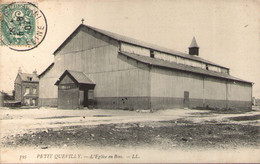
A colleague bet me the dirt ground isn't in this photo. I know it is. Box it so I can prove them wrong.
[1,106,260,162]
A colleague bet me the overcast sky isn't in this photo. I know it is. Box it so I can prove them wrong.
[1,0,260,97]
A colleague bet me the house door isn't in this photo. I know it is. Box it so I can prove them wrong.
[184,91,189,108]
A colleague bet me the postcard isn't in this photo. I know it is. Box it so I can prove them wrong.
[0,0,260,163]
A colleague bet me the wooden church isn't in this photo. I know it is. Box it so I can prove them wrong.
[38,23,252,110]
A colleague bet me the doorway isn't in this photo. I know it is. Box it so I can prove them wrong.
[184,91,189,108]
[84,90,88,107]
[80,89,94,108]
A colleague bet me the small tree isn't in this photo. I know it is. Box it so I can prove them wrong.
[3,91,14,100]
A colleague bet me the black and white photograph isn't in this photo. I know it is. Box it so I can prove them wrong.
[0,0,260,163]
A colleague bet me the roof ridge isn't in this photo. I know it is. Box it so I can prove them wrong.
[82,24,229,69]
[84,24,187,55]
[53,24,228,69]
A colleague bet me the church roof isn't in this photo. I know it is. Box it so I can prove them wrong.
[119,51,252,84]
[53,24,228,69]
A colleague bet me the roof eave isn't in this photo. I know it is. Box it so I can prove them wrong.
[120,41,228,70]
[38,63,55,78]
[119,51,251,84]
[53,25,83,55]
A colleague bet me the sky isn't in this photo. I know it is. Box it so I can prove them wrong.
[1,0,260,97]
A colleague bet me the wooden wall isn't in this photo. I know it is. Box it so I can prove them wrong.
[39,25,251,110]
[150,67,252,110]
[39,26,150,109]
[39,63,58,107]
[227,81,252,109]
[58,88,79,109]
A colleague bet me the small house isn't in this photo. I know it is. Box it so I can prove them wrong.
[14,68,39,106]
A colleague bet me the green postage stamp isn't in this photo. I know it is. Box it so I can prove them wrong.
[1,2,47,51]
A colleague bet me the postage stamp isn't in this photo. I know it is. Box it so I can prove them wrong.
[0,2,47,51]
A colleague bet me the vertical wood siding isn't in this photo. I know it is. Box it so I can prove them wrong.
[59,75,74,84]
[151,68,203,99]
[228,82,252,101]
[39,26,251,110]
[39,27,150,108]
[150,67,252,110]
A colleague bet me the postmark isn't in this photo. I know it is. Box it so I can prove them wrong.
[1,2,47,51]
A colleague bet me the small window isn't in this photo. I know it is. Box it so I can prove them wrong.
[27,77,32,81]
[206,65,209,70]
[32,88,37,94]
[25,87,30,95]
[150,50,154,58]
[25,98,30,106]
[32,99,36,106]
[59,85,70,90]
[58,84,76,90]
[60,85,66,90]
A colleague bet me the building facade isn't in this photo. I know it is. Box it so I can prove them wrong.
[14,69,39,106]
[39,24,252,110]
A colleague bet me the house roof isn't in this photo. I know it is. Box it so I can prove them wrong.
[53,24,228,69]
[189,37,199,48]
[119,51,252,84]
[38,63,54,78]
[18,73,39,82]
[55,70,95,85]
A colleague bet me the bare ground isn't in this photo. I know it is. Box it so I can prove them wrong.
[3,121,260,150]
[1,107,260,150]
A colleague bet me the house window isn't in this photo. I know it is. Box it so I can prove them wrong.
[32,99,36,106]
[32,88,37,94]
[150,50,154,58]
[206,65,209,70]
[27,77,32,81]
[25,87,30,95]
[24,98,30,106]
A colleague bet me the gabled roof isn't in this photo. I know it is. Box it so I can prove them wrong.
[18,73,39,82]
[67,70,95,85]
[38,63,54,78]
[189,37,199,48]
[55,70,95,86]
[53,24,228,69]
[119,51,252,84]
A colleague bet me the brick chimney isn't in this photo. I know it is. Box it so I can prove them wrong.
[33,69,37,75]
[18,67,22,73]
[189,37,199,56]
